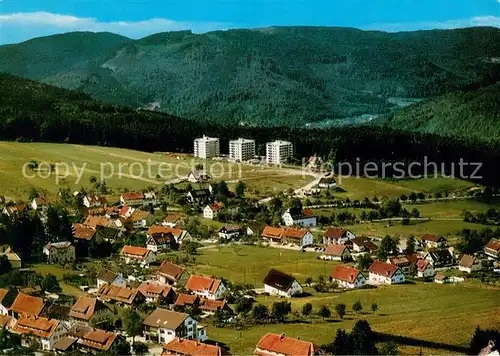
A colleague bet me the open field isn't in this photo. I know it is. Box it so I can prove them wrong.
[0,142,315,201]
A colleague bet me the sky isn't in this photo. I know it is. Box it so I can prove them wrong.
[0,0,499,44]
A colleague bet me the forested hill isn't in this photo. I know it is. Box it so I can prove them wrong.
[381,84,500,140]
[2,72,500,185]
[1,26,499,127]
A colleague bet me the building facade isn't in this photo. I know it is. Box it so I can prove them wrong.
[229,138,255,162]
[194,136,220,159]
[266,140,293,165]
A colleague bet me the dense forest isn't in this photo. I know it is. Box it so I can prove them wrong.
[0,27,499,126]
[2,73,500,185]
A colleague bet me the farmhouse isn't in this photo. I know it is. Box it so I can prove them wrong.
[263,269,303,297]
[255,333,316,356]
[218,225,243,241]
[351,236,379,254]
[199,299,233,314]
[323,228,355,245]
[43,241,76,264]
[459,254,482,273]
[485,238,500,260]
[69,296,110,325]
[261,226,285,244]
[174,294,200,309]
[97,285,145,306]
[130,210,155,228]
[12,316,67,351]
[138,282,176,304]
[185,275,226,300]
[282,208,317,227]
[203,202,224,220]
[10,292,45,318]
[368,260,405,285]
[143,308,207,344]
[96,269,126,289]
[146,233,174,252]
[148,225,191,244]
[386,254,419,272]
[71,325,120,353]
[421,234,447,249]
[162,337,222,356]
[318,177,337,189]
[120,192,145,206]
[321,244,352,261]
[82,195,107,208]
[329,265,366,289]
[424,250,455,267]
[120,245,156,266]
[157,261,190,286]
[281,228,314,248]
[163,214,185,228]
[416,259,435,279]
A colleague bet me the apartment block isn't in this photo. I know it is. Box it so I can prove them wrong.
[193,136,220,159]
[266,140,293,164]
[229,138,255,162]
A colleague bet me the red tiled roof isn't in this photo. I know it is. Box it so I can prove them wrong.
[84,216,110,228]
[282,228,309,239]
[303,209,315,217]
[69,296,98,321]
[164,214,183,223]
[131,210,151,222]
[200,299,230,312]
[72,223,96,240]
[323,227,348,239]
[261,226,284,239]
[486,238,500,252]
[121,192,144,201]
[13,316,59,338]
[185,275,222,294]
[330,265,362,283]
[416,259,432,272]
[174,293,199,307]
[324,244,349,256]
[422,234,445,242]
[138,283,173,298]
[97,285,142,305]
[157,261,186,282]
[85,195,107,204]
[79,329,118,351]
[368,260,400,278]
[0,315,12,329]
[148,225,184,237]
[207,202,224,212]
[459,254,478,268]
[10,292,45,317]
[163,338,222,356]
[256,333,316,356]
[120,245,151,258]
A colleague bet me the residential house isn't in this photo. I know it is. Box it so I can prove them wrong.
[329,265,366,289]
[143,308,207,344]
[203,202,224,220]
[323,228,356,245]
[173,294,200,310]
[147,233,175,252]
[163,214,185,228]
[0,315,14,331]
[96,269,126,290]
[43,242,76,264]
[157,261,190,286]
[282,208,317,227]
[187,170,211,183]
[148,226,191,244]
[255,333,316,356]
[434,273,449,284]
[9,292,45,318]
[12,316,68,351]
[131,210,155,228]
[31,196,50,210]
[186,189,211,203]
[138,283,176,304]
[421,234,447,249]
[69,296,110,326]
[119,205,135,218]
[459,254,482,273]
[72,223,96,256]
[261,226,285,244]
[82,195,107,208]
[318,177,337,189]
[263,269,303,297]
[185,275,226,300]
[424,250,455,268]
[70,325,120,353]
[2,204,26,217]
[97,285,145,306]
[351,236,378,254]
[281,228,314,248]
[386,254,419,273]
[120,245,156,266]
[0,289,11,315]
[199,299,233,315]
[53,336,78,354]
[0,245,22,268]
[162,337,222,356]
[83,215,112,228]
[218,225,243,241]
[321,244,352,261]
[416,259,435,279]
[120,192,145,206]
[485,238,500,260]
[368,260,406,285]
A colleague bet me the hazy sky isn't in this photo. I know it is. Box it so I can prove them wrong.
[0,0,499,44]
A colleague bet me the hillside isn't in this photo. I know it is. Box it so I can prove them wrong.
[0,27,499,126]
[381,84,500,139]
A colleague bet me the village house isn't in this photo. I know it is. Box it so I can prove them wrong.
[68,296,110,326]
[321,244,352,261]
[282,208,317,227]
[350,236,378,254]
[96,269,127,290]
[68,325,120,353]
[263,269,303,297]
[218,225,243,241]
[323,228,356,245]
[199,299,233,315]
[261,226,285,244]
[186,189,211,203]
[416,259,435,279]
[424,250,455,268]
[255,333,317,356]
[318,177,337,189]
[157,261,190,286]
[281,228,314,248]
[485,238,500,260]
[368,260,406,285]
[330,265,366,289]
[0,245,22,268]
[386,254,419,273]
[119,205,135,218]
[131,210,155,228]
[0,289,11,316]
[174,294,200,310]
[31,196,50,211]
[13,316,68,351]
[10,292,45,318]
[82,195,107,208]
[421,234,448,249]
[148,226,192,244]
[43,241,76,264]
[138,282,176,304]
[146,233,175,252]
[203,202,224,220]
[1,204,26,217]
[97,284,145,306]
[187,170,211,183]
[120,245,156,267]
[143,308,207,344]
[185,275,226,300]
[120,192,145,206]
[72,223,96,254]
[459,254,482,273]
[434,273,449,284]
[163,214,185,228]
[84,215,113,228]
[162,337,222,356]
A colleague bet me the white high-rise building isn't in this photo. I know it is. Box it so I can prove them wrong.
[194,136,220,159]
[229,138,255,162]
[266,140,293,164]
